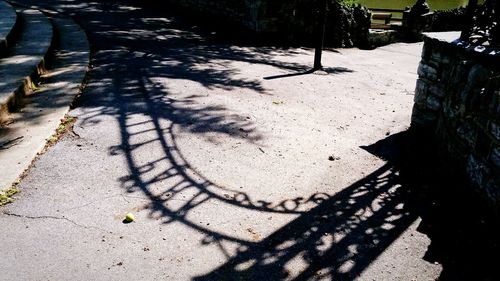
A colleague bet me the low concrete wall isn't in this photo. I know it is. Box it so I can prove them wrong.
[411,32,500,209]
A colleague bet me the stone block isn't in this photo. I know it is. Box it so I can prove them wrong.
[421,43,430,60]
[491,147,500,169]
[491,91,500,113]
[490,122,500,142]
[440,54,451,64]
[430,51,442,64]
[449,60,472,87]
[475,127,492,158]
[458,87,473,106]
[411,104,438,128]
[414,78,429,104]
[417,63,438,81]
[426,94,442,111]
[466,154,489,191]
[485,178,500,204]
[467,64,492,89]
[457,121,477,147]
[429,84,446,98]
[472,156,500,203]
[442,102,455,118]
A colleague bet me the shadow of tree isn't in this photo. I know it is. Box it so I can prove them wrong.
[9,0,333,125]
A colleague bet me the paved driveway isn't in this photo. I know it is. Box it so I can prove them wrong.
[0,0,449,280]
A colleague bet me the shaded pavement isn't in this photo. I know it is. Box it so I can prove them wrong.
[1,0,499,280]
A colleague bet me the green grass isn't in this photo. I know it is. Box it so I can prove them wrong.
[0,187,19,206]
[46,115,76,147]
[31,81,39,91]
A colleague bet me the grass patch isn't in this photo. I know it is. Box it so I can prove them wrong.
[31,81,39,91]
[46,115,77,147]
[0,187,19,206]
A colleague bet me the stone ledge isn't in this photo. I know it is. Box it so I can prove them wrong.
[423,32,500,66]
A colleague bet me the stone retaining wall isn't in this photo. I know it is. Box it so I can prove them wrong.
[411,32,500,209]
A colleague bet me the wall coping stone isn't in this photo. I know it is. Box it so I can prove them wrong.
[423,32,500,68]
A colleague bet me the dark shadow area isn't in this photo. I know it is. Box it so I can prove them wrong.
[363,131,500,281]
[8,0,500,280]
[193,132,417,280]
[195,163,417,280]
[194,131,500,281]
[0,135,23,150]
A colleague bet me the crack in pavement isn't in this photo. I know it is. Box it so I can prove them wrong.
[61,193,139,212]
[1,211,114,234]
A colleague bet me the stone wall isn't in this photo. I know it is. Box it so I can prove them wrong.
[411,32,500,209]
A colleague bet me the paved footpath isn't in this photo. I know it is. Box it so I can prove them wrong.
[0,0,448,280]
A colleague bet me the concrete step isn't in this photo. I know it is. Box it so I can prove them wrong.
[0,7,53,124]
[0,15,89,190]
[0,0,18,56]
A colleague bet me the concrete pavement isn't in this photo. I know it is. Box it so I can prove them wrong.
[1,0,485,280]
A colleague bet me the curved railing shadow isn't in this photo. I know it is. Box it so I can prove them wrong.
[104,73,336,246]
[194,163,417,280]
[46,0,338,249]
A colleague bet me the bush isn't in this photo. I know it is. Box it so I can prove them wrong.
[325,1,370,47]
[431,7,467,32]
[274,0,370,47]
